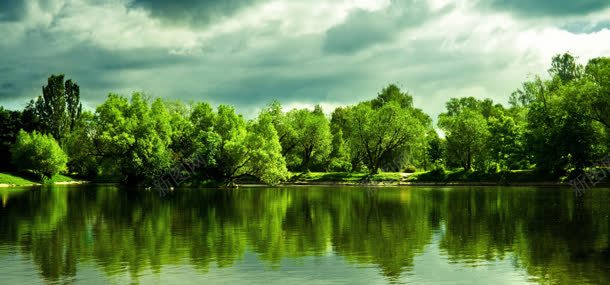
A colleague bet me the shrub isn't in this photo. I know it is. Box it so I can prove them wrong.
[11,130,68,179]
[328,159,352,172]
[403,165,417,173]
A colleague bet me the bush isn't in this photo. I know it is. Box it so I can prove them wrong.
[328,159,352,172]
[403,165,417,173]
[408,165,447,182]
[11,130,68,179]
[428,165,447,180]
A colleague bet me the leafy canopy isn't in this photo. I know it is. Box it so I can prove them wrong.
[11,130,68,179]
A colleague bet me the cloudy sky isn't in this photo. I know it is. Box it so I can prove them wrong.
[1,0,610,120]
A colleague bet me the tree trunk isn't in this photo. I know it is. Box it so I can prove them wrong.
[465,149,472,171]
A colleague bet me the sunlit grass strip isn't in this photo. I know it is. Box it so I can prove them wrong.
[292,172,402,183]
[0,172,76,186]
[0,172,38,186]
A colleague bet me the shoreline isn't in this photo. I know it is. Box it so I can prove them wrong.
[1,180,608,189]
[215,180,609,188]
[0,180,90,188]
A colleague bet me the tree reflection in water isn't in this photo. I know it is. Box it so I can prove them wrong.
[0,185,608,284]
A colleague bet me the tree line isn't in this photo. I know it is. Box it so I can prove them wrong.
[0,53,608,185]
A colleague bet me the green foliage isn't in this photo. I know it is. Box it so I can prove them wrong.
[92,93,173,184]
[293,171,401,183]
[2,57,609,185]
[25,74,82,142]
[427,136,445,165]
[407,165,447,182]
[284,106,332,171]
[264,103,332,172]
[212,105,288,184]
[10,130,68,179]
[345,100,425,174]
[0,107,22,171]
[439,108,490,171]
[244,112,289,184]
[517,53,607,176]
[487,112,527,170]
[328,128,352,172]
[64,111,98,177]
[371,84,413,109]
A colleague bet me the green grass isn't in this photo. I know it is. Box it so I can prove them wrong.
[0,172,77,186]
[291,172,401,183]
[47,174,77,183]
[406,168,557,184]
[0,172,38,186]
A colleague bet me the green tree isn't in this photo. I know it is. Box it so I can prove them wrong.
[284,106,332,172]
[438,109,490,171]
[213,105,288,184]
[92,93,173,184]
[64,111,98,177]
[0,107,22,171]
[549,53,582,83]
[371,84,413,109]
[345,101,424,174]
[520,53,602,175]
[244,112,289,184]
[328,128,351,172]
[27,74,82,142]
[11,130,68,179]
[580,57,610,130]
[427,135,445,166]
[331,106,363,171]
[487,113,526,170]
[262,101,298,158]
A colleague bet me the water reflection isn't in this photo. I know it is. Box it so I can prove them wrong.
[0,186,608,284]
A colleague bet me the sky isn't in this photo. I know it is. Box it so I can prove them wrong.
[1,0,610,120]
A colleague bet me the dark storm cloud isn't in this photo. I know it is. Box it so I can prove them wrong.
[561,21,610,34]
[0,29,192,108]
[128,0,265,26]
[0,1,26,21]
[481,0,610,17]
[206,72,359,107]
[322,0,440,54]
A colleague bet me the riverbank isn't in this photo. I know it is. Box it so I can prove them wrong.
[1,170,607,189]
[285,170,609,187]
[0,172,87,187]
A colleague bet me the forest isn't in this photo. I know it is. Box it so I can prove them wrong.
[0,53,608,186]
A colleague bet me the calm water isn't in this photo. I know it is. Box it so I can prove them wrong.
[0,185,608,284]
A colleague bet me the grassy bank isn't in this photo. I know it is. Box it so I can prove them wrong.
[1,169,603,188]
[287,169,580,186]
[405,169,559,184]
[290,172,402,184]
[0,172,78,187]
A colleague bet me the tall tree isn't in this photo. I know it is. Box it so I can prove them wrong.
[0,107,22,170]
[520,53,603,175]
[92,93,173,184]
[29,74,82,142]
[345,101,424,174]
[581,57,610,129]
[371,84,413,109]
[285,106,332,172]
[438,109,490,171]
[549,53,582,83]
[262,101,298,157]
[213,105,288,184]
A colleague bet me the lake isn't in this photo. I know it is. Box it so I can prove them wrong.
[0,185,608,284]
